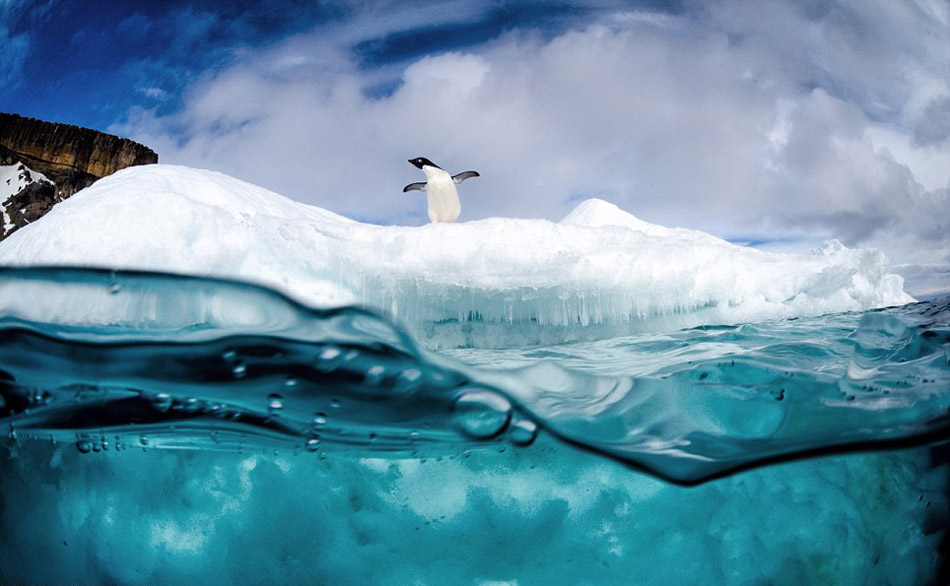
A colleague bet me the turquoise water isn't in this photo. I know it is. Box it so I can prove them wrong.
[1,267,947,585]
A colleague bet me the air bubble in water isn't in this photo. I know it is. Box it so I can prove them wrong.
[365,365,386,385]
[451,389,512,440]
[315,346,343,372]
[152,393,173,412]
[305,438,320,452]
[267,393,284,415]
[232,362,248,378]
[509,417,539,446]
[321,347,341,360]
[76,440,91,454]
[313,413,327,426]
[394,368,422,393]
[177,397,200,413]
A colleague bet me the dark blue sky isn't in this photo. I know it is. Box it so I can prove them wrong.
[4,0,349,129]
[3,0,682,131]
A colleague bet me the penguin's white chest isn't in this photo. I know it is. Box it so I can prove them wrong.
[424,174,461,223]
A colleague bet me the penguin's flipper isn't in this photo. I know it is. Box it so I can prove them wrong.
[403,182,427,193]
[452,171,480,184]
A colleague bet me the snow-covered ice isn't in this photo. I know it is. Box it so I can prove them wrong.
[0,164,913,348]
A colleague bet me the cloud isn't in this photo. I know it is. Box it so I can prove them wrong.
[138,86,169,100]
[913,94,950,147]
[112,0,949,292]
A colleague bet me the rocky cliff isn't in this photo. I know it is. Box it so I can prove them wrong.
[0,113,157,240]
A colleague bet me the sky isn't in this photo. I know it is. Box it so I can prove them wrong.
[2,0,949,295]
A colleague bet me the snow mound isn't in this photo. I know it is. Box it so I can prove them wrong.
[0,164,913,348]
[561,198,718,242]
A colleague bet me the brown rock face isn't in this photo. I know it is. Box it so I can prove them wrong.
[0,113,157,240]
[0,113,157,199]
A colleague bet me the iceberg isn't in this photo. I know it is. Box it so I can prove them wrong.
[0,164,945,586]
[0,164,912,348]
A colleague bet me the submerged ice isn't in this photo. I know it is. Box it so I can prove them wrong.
[0,164,912,348]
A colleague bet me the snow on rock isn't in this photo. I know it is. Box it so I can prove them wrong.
[0,164,914,347]
[1,161,54,237]
[0,164,24,234]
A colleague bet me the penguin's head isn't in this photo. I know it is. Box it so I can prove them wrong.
[409,157,440,170]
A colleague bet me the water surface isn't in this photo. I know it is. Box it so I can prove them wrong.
[0,267,947,585]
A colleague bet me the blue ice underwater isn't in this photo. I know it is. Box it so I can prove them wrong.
[0,266,947,585]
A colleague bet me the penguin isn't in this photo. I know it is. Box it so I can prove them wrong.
[403,157,479,223]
